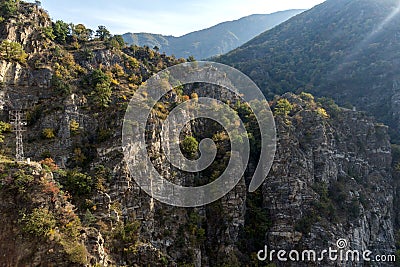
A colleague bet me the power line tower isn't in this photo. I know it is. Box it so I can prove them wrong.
[4,90,35,162]
[9,109,27,161]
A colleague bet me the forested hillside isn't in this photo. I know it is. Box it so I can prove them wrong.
[217,0,400,142]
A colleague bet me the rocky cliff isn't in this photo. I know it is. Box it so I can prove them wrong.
[0,1,397,266]
[265,93,394,266]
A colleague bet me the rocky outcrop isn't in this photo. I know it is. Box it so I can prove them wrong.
[0,161,111,266]
[0,3,51,53]
[0,2,53,112]
[263,93,394,266]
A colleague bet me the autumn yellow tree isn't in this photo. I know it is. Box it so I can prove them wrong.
[0,40,27,63]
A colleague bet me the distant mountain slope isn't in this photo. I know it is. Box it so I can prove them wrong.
[217,0,400,142]
[122,10,304,59]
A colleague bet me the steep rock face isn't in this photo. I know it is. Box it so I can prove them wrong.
[114,85,248,266]
[263,93,394,265]
[0,2,53,110]
[79,90,395,266]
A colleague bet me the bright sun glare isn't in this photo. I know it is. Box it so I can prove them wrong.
[330,0,400,78]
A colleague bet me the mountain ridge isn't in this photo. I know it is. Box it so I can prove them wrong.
[123,9,305,59]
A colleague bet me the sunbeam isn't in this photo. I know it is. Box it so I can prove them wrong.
[365,0,400,40]
[330,0,400,79]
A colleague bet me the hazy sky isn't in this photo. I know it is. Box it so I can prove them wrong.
[39,0,325,36]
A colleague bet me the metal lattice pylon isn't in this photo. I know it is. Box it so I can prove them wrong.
[9,109,27,161]
[4,88,37,162]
